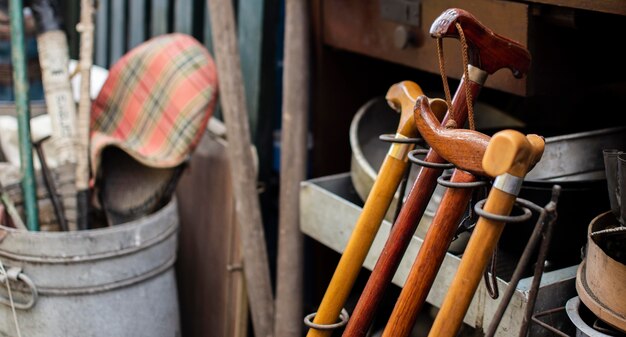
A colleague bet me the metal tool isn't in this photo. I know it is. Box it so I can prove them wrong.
[618,153,626,225]
[602,149,620,219]
[484,185,560,337]
[9,0,40,231]
[343,8,531,337]
[427,130,545,337]
[32,136,68,231]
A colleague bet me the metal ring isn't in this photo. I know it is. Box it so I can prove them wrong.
[474,199,533,223]
[378,134,424,144]
[408,149,455,169]
[0,267,38,310]
[304,308,350,330]
[437,174,490,189]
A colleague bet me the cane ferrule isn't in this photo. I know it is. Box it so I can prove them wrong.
[492,173,523,196]
[387,133,413,161]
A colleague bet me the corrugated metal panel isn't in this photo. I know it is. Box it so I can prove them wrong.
[128,0,147,48]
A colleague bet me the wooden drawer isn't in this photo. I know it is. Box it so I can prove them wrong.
[321,0,530,96]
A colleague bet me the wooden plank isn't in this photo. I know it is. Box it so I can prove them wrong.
[274,0,309,335]
[109,0,126,64]
[175,129,248,337]
[207,0,275,334]
[203,0,214,53]
[128,0,146,48]
[94,0,109,66]
[237,0,264,138]
[321,0,529,96]
[174,0,193,34]
[150,0,169,36]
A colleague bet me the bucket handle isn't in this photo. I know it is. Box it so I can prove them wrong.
[0,266,38,310]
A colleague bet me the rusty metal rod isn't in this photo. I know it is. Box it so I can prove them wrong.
[33,136,69,232]
[518,186,561,337]
[484,186,560,337]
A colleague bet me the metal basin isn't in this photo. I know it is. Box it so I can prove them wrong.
[501,126,626,269]
[349,96,524,238]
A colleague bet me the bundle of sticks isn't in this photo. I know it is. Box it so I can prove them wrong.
[4,0,94,232]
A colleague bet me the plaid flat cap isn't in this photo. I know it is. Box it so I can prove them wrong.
[90,33,218,175]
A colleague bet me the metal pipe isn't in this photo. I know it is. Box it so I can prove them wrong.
[519,187,562,337]
[9,0,40,231]
[33,136,69,231]
[484,186,560,337]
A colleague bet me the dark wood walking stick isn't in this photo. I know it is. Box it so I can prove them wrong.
[381,97,490,337]
[208,0,275,336]
[343,8,530,337]
[306,81,434,337]
[427,130,545,337]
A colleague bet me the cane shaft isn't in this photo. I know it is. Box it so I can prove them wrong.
[308,154,411,337]
[342,77,482,337]
[308,82,426,336]
[381,169,476,337]
[427,187,515,337]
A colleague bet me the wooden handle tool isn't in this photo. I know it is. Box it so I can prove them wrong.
[306,81,440,337]
[343,8,531,337]
[427,130,544,337]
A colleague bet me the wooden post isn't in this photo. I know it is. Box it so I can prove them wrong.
[207,0,275,336]
[274,0,309,336]
[75,0,95,230]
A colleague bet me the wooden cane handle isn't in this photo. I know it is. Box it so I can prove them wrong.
[430,8,531,78]
[483,130,544,178]
[414,95,490,176]
[386,81,444,137]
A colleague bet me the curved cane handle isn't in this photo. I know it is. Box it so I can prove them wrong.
[386,81,445,137]
[430,8,531,78]
[483,130,545,178]
[413,95,490,176]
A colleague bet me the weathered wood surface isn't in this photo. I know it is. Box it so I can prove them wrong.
[176,129,247,337]
[274,0,309,336]
[207,0,275,335]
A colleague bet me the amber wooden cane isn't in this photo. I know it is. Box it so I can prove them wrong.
[427,130,545,337]
[343,8,531,337]
[306,81,440,337]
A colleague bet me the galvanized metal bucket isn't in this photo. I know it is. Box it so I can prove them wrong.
[0,199,180,337]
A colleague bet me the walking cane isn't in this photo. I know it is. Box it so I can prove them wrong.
[427,130,545,337]
[381,97,490,337]
[343,8,530,336]
[306,81,437,336]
